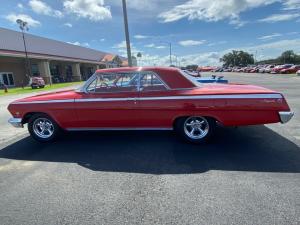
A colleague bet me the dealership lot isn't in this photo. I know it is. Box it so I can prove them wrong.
[0,72,299,225]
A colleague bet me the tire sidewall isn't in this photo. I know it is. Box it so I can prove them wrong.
[28,113,60,142]
[176,117,215,144]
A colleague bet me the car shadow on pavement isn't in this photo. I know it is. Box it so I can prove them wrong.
[0,125,299,174]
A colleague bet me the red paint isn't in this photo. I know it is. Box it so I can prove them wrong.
[8,67,291,129]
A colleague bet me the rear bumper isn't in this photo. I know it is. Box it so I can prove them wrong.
[8,118,23,128]
[279,111,294,124]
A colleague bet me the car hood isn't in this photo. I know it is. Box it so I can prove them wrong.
[12,89,80,103]
[190,83,279,95]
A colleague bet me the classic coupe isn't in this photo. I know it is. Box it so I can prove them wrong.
[8,67,294,143]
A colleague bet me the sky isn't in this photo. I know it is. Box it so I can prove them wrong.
[0,0,300,66]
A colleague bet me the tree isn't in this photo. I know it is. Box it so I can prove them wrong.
[220,50,254,67]
[257,50,300,65]
[279,50,297,64]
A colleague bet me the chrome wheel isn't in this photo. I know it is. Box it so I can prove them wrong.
[32,118,54,139]
[183,116,209,140]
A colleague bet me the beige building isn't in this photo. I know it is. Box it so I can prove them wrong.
[0,27,129,87]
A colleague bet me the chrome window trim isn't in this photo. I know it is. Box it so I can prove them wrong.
[139,71,171,90]
[179,69,202,87]
[81,71,170,94]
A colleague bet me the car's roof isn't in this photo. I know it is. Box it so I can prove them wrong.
[95,66,197,89]
[96,66,179,73]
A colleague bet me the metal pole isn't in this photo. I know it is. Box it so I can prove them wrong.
[122,0,132,67]
[21,29,31,77]
[169,43,172,66]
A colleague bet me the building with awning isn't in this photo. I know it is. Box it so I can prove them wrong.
[0,27,129,87]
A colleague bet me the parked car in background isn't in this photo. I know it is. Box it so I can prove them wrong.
[264,65,275,73]
[8,67,293,144]
[271,64,293,74]
[297,70,300,76]
[30,77,45,89]
[280,65,300,74]
[197,66,216,72]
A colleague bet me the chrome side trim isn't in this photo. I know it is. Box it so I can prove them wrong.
[11,99,74,104]
[8,118,23,128]
[75,94,283,103]
[139,94,283,101]
[66,127,173,131]
[279,111,294,124]
[11,93,283,104]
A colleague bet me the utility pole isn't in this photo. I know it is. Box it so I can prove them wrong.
[122,0,132,67]
[160,41,172,66]
[16,19,31,82]
[169,43,172,66]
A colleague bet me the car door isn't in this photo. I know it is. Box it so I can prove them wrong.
[137,71,176,129]
[73,72,140,129]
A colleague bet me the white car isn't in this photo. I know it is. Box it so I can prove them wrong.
[297,70,300,75]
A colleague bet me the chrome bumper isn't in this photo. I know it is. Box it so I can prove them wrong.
[8,118,23,128]
[279,111,294,124]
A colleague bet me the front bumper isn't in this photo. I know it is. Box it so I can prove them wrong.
[279,111,294,124]
[8,118,23,128]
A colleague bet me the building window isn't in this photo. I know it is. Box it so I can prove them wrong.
[31,64,40,76]
[50,65,60,76]
[0,73,14,86]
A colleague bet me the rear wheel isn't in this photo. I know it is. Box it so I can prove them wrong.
[28,114,60,142]
[175,116,215,144]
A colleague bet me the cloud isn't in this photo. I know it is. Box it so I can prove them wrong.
[113,40,127,49]
[145,43,155,48]
[258,33,282,40]
[158,0,278,26]
[155,45,167,49]
[179,39,206,46]
[144,43,167,49]
[282,0,300,10]
[63,0,111,21]
[113,41,143,56]
[5,13,41,27]
[67,41,90,47]
[207,41,228,46]
[138,38,300,67]
[259,13,300,23]
[100,38,105,42]
[64,23,73,27]
[134,35,149,39]
[29,0,63,18]
[17,3,24,10]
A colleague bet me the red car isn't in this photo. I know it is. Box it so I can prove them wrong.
[8,67,294,143]
[280,65,300,74]
[271,64,293,74]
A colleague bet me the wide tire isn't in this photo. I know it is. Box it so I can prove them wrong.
[28,113,60,142]
[175,116,216,144]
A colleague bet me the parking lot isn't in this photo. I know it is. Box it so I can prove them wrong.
[0,72,299,225]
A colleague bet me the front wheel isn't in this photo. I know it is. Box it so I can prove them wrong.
[28,114,60,142]
[175,116,216,144]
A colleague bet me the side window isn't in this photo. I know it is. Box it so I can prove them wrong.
[140,73,167,91]
[87,73,138,93]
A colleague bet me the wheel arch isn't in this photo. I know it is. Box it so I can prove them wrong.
[22,112,62,128]
[172,115,222,129]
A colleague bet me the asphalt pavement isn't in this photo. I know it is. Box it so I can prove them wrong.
[0,73,299,225]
